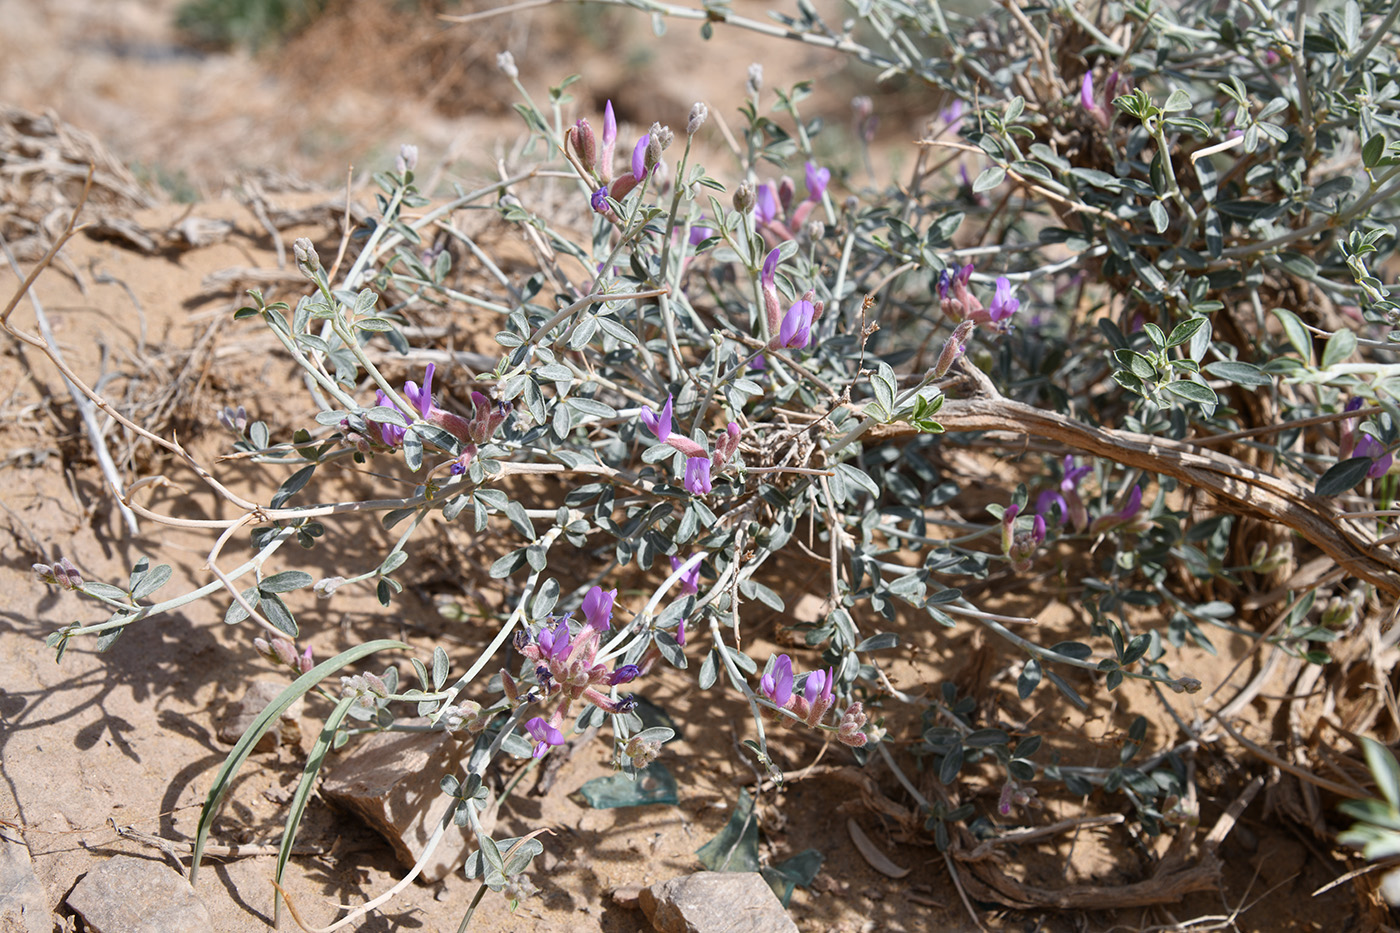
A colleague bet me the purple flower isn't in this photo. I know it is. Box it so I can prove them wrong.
[778,298,816,349]
[403,363,436,420]
[688,224,713,246]
[1037,456,1091,531]
[373,390,407,447]
[525,717,566,758]
[1090,485,1147,535]
[940,100,964,132]
[603,101,617,147]
[676,620,687,646]
[670,555,700,595]
[760,654,794,707]
[536,618,572,661]
[684,456,712,495]
[609,664,640,686]
[591,186,609,212]
[988,277,1020,324]
[804,161,830,201]
[631,134,650,180]
[761,248,782,338]
[640,394,673,442]
[755,183,778,225]
[750,354,767,372]
[582,586,617,632]
[1080,72,1096,111]
[1355,434,1394,479]
[803,667,833,706]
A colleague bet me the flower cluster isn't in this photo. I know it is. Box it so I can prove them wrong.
[511,585,641,758]
[361,363,509,475]
[639,394,742,495]
[752,160,830,244]
[569,102,672,219]
[33,557,82,590]
[938,264,1021,330]
[757,653,867,746]
[341,671,390,710]
[439,700,490,735]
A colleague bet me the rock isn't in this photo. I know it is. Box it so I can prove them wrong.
[320,723,468,882]
[610,882,644,909]
[65,855,211,933]
[216,681,302,752]
[638,872,798,933]
[0,831,50,933]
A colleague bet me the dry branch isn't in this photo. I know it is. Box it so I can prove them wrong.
[865,372,1400,596]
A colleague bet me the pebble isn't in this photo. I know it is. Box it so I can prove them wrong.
[66,855,211,933]
[638,871,798,933]
[320,722,469,882]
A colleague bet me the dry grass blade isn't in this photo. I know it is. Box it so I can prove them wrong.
[846,817,911,878]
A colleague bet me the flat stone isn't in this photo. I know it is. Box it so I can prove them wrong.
[638,872,798,933]
[0,831,50,933]
[216,681,302,752]
[65,855,210,933]
[319,723,468,882]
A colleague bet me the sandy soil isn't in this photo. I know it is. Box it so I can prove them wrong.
[0,2,1384,932]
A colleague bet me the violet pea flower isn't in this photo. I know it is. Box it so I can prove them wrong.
[760,654,794,708]
[670,555,701,595]
[640,394,673,443]
[373,390,407,447]
[590,186,610,213]
[684,456,713,495]
[525,717,566,758]
[1080,72,1096,111]
[761,248,782,337]
[582,586,617,632]
[536,618,572,661]
[755,183,778,225]
[402,363,436,420]
[1355,434,1394,479]
[987,276,1020,324]
[609,664,640,686]
[804,161,830,201]
[778,298,816,349]
[803,667,834,706]
[631,134,650,180]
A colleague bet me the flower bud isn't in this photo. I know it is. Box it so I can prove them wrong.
[441,700,487,733]
[746,63,763,96]
[934,320,977,378]
[804,220,825,242]
[732,180,755,214]
[395,144,418,174]
[314,576,346,599]
[569,119,597,173]
[649,122,674,152]
[625,735,663,768]
[496,51,518,79]
[687,102,709,135]
[777,176,795,212]
[292,237,320,277]
[217,405,248,434]
[837,702,869,747]
[644,134,664,174]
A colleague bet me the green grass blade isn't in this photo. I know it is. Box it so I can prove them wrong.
[189,638,409,885]
[274,694,355,923]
